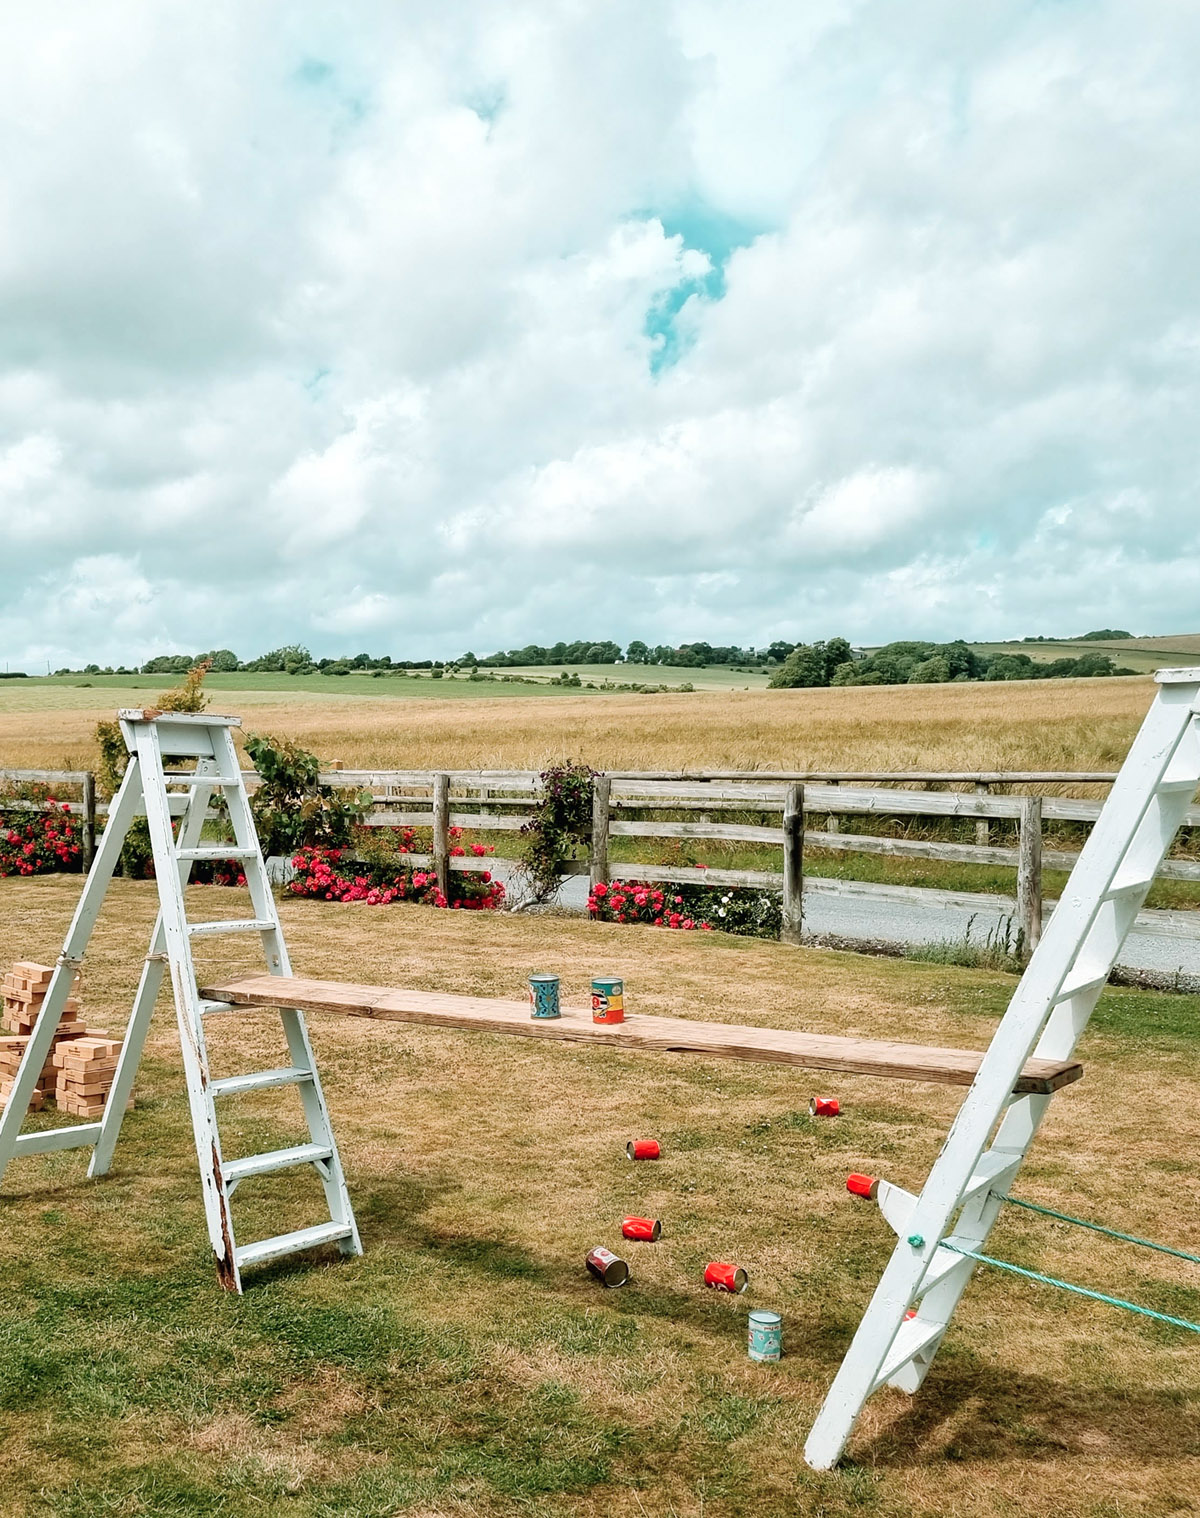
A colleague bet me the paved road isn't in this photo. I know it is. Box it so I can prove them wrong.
[493,864,1200,984]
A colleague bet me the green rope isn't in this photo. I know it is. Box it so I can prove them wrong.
[940,1243,1200,1333]
[998,1195,1200,1266]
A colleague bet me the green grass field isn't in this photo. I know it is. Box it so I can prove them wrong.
[3,878,1200,1516]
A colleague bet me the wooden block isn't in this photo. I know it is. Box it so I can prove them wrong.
[12,961,54,984]
[57,1064,118,1086]
[58,1037,120,1064]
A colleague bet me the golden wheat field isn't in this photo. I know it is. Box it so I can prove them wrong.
[0,675,1162,775]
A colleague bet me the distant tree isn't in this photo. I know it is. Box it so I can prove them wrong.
[766,640,796,663]
[625,640,650,664]
[1078,629,1133,640]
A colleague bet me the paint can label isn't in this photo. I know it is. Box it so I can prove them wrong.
[626,1139,661,1160]
[621,1215,662,1242]
[586,1246,630,1287]
[528,975,561,1019]
[748,1310,782,1362]
[704,1261,749,1294]
[591,977,625,1024]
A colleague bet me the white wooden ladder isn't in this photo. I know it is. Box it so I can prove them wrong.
[806,667,1200,1469]
[0,709,361,1292]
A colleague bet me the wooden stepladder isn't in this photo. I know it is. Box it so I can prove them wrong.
[0,710,361,1291]
[806,667,1200,1468]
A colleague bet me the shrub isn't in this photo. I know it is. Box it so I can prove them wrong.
[0,791,83,877]
[288,846,505,910]
[587,879,782,937]
[243,733,370,856]
[518,763,596,904]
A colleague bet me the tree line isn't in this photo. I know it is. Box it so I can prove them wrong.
[767,638,1137,688]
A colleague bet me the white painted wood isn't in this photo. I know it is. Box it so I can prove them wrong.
[805,682,1200,1469]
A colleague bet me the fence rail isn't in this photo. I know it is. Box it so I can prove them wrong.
[5,765,1200,959]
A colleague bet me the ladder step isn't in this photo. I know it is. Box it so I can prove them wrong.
[921,1234,983,1293]
[210,1067,313,1098]
[1158,778,1200,794]
[175,846,258,862]
[163,772,241,785]
[235,1221,355,1271]
[198,998,235,1016]
[1055,965,1111,1001]
[960,1149,1020,1205]
[872,1315,947,1391]
[222,1142,332,1183]
[1105,873,1155,901]
[187,918,276,937]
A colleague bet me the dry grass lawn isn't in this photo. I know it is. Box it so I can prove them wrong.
[2,876,1199,1516]
[0,674,1161,775]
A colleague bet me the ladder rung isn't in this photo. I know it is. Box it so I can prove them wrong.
[1105,873,1154,900]
[1158,778,1199,795]
[1055,966,1111,1001]
[235,1221,355,1270]
[960,1150,1020,1206]
[919,1235,980,1293]
[162,772,240,785]
[187,918,276,937]
[872,1316,947,1391]
[210,1067,313,1098]
[175,846,258,862]
[198,998,235,1016]
[14,1122,104,1155]
[222,1142,332,1183]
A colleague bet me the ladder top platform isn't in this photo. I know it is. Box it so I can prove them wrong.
[201,975,1084,1094]
[117,709,242,726]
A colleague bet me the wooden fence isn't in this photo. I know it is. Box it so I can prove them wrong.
[5,767,1200,955]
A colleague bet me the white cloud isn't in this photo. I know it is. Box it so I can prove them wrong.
[2,0,1199,669]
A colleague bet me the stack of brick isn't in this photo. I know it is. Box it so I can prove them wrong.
[53,1037,128,1118]
[0,961,129,1118]
[1,962,81,1111]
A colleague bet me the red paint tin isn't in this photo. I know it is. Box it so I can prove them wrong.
[586,1246,630,1286]
[704,1261,749,1294]
[626,1139,661,1160]
[846,1173,879,1200]
[621,1216,662,1242]
[809,1096,840,1117]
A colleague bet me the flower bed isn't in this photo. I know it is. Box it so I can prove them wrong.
[587,880,782,938]
[289,846,505,910]
[0,794,83,877]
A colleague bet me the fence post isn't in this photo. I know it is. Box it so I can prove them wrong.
[1017,795,1043,960]
[975,781,989,847]
[826,778,840,834]
[782,782,805,944]
[81,772,96,870]
[433,774,450,900]
[590,775,611,891]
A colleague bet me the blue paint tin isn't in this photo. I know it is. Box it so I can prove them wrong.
[528,974,561,1019]
[748,1310,782,1362]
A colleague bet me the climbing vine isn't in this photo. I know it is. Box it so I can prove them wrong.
[517,762,596,905]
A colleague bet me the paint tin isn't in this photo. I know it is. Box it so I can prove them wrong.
[748,1310,782,1362]
[528,974,561,1019]
[846,1173,879,1200]
[621,1215,662,1242]
[704,1261,749,1294]
[809,1096,840,1117]
[586,1246,630,1287]
[626,1139,661,1161]
[591,976,625,1024]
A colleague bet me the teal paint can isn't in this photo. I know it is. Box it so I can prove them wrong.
[748,1310,782,1362]
[528,974,561,1019]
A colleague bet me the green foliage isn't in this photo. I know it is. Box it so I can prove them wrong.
[154,660,211,712]
[768,637,852,688]
[243,733,370,856]
[1079,628,1133,640]
[518,763,595,903]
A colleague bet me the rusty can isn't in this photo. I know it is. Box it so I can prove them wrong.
[809,1096,840,1117]
[846,1173,879,1200]
[529,974,561,1019]
[704,1261,749,1294]
[626,1139,661,1161]
[591,976,625,1024]
[748,1310,782,1362]
[586,1246,630,1286]
[621,1215,662,1242]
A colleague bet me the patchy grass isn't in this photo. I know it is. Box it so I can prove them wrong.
[2,877,1200,1515]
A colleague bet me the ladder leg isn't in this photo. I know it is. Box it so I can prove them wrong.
[0,760,143,1184]
[217,729,361,1258]
[139,736,242,1290]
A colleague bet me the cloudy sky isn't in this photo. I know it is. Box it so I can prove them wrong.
[2,1,1199,670]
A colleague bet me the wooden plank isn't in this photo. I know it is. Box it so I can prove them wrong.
[606,771,1119,783]
[1017,796,1044,957]
[0,769,92,784]
[610,820,785,843]
[200,974,1083,1095]
[608,863,783,889]
[782,783,804,945]
[591,775,611,889]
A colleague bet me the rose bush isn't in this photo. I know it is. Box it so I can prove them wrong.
[587,879,782,938]
[0,794,83,877]
[289,844,505,910]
